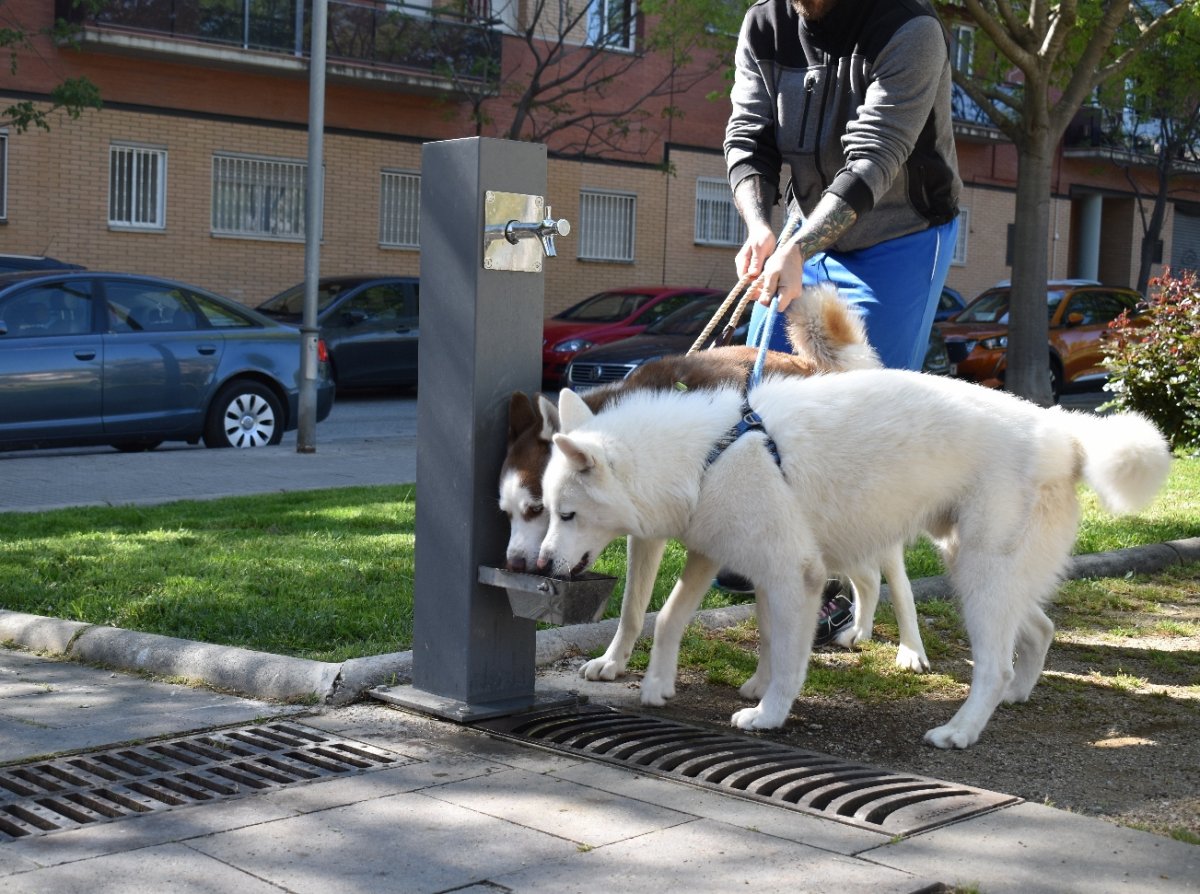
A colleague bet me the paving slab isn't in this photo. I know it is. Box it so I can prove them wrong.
[868,800,1200,893]
[485,816,939,894]
[187,792,583,894]
[0,648,301,765]
[2,842,287,894]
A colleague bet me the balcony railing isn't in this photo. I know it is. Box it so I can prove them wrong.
[56,0,500,84]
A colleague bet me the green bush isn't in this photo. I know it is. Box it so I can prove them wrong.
[1102,269,1200,451]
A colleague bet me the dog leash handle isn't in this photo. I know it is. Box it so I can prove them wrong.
[749,294,779,390]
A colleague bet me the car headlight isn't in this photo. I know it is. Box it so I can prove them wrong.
[979,336,1008,350]
[553,338,595,353]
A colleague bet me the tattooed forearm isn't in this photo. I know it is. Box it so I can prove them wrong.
[732,175,777,230]
[791,193,857,258]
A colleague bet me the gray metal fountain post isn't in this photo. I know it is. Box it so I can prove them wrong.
[375,137,571,721]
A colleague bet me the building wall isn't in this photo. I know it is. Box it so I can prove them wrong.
[4,0,1198,317]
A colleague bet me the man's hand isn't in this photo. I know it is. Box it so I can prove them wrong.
[754,192,858,311]
[757,237,805,312]
[736,222,777,279]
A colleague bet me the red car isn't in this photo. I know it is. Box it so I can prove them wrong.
[542,286,722,386]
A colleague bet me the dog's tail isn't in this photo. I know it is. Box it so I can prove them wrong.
[784,284,880,372]
[1064,409,1172,515]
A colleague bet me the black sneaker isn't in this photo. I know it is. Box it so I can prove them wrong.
[713,570,755,593]
[814,579,854,646]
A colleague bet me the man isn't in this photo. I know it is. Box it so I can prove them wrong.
[718,0,962,629]
[726,0,961,370]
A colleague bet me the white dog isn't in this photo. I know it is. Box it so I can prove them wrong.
[500,288,930,678]
[536,369,1170,749]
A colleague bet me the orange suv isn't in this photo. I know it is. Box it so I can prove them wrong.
[937,280,1143,400]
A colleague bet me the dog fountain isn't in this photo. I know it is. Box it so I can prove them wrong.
[478,566,616,626]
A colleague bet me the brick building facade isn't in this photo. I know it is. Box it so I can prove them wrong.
[2,1,1197,315]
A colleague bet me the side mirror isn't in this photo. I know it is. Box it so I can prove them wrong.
[1065,312,1085,327]
[342,308,368,326]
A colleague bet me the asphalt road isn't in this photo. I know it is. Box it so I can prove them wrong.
[0,392,419,513]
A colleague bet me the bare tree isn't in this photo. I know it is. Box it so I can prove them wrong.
[945,0,1190,405]
[436,0,742,160]
[1,0,102,132]
[1108,7,1200,293]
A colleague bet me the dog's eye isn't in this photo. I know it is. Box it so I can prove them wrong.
[560,511,576,522]
[528,504,544,517]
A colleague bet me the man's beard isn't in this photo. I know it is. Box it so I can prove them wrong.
[792,0,841,20]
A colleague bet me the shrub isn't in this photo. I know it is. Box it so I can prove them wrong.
[1102,269,1200,451]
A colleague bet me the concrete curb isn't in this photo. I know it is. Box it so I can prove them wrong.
[3,537,1197,705]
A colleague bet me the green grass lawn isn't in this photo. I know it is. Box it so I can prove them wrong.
[1,457,1197,662]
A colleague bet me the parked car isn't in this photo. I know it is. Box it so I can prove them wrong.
[563,292,748,389]
[543,285,723,386]
[0,254,85,273]
[564,292,952,389]
[0,271,334,451]
[936,279,1143,399]
[935,285,966,321]
[256,275,419,390]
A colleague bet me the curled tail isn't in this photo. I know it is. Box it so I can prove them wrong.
[1067,410,1171,515]
[784,284,880,372]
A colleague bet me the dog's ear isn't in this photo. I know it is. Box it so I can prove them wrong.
[507,392,536,445]
[557,388,594,433]
[552,432,597,472]
[535,392,560,441]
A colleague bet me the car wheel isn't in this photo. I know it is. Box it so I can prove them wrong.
[1049,358,1063,404]
[204,380,284,448]
[112,440,162,453]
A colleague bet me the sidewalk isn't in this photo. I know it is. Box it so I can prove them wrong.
[2,434,1198,891]
[3,649,1197,894]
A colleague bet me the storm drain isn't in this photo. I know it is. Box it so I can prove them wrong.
[477,704,1019,837]
[0,723,400,842]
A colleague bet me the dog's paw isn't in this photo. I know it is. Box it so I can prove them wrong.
[739,672,768,701]
[922,723,977,750]
[895,644,931,673]
[579,656,626,682]
[730,706,785,731]
[639,675,675,707]
[834,624,871,649]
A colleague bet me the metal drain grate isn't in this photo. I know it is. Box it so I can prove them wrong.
[0,723,400,841]
[477,705,1019,836]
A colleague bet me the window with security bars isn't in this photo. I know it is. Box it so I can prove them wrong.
[579,190,636,262]
[109,145,166,229]
[379,170,420,248]
[588,0,634,50]
[211,153,307,240]
[952,207,969,265]
[694,177,746,246]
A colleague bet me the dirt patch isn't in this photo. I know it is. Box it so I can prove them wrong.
[552,569,1200,843]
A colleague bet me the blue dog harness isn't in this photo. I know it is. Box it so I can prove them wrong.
[705,400,782,469]
[704,294,783,471]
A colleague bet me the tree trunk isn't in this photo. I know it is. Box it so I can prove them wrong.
[1006,130,1056,407]
[1137,151,1173,294]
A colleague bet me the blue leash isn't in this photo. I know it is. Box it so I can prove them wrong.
[749,294,779,390]
[704,293,783,471]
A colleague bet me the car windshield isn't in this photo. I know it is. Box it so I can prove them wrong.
[645,300,723,336]
[258,282,355,316]
[555,291,651,322]
[955,289,1067,325]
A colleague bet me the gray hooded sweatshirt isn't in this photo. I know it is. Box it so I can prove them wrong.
[725,0,961,253]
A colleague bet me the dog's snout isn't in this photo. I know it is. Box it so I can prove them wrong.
[506,556,527,573]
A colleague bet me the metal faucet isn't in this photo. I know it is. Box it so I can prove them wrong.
[488,207,571,257]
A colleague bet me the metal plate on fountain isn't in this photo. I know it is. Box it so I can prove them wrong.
[478,566,616,626]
